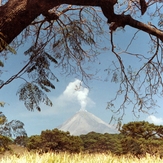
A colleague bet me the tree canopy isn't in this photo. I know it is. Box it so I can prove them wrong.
[0,111,27,152]
[0,0,163,120]
[27,128,83,153]
[120,121,163,139]
[25,122,163,156]
[120,121,163,156]
[0,112,27,138]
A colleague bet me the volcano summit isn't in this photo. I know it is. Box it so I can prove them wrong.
[58,110,118,136]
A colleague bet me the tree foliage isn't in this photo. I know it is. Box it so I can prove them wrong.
[14,135,28,147]
[0,135,12,153]
[23,121,163,156]
[80,132,123,154]
[27,129,123,154]
[120,121,163,156]
[0,0,163,119]
[0,112,27,138]
[27,128,83,153]
[120,121,163,139]
[0,111,27,152]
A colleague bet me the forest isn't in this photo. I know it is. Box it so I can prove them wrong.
[1,121,163,157]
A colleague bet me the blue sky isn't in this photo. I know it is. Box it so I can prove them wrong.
[1,48,163,136]
[1,6,163,136]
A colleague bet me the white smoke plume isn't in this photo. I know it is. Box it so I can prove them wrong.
[63,79,91,110]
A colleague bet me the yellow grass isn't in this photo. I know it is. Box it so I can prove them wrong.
[1,151,163,163]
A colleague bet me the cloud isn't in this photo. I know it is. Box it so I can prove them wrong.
[146,115,163,125]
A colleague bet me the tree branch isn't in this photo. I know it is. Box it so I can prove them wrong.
[115,14,163,42]
[0,0,162,46]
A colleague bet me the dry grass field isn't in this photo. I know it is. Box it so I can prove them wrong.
[0,144,27,159]
[0,145,163,163]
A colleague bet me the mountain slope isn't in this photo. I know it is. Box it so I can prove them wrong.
[58,110,118,136]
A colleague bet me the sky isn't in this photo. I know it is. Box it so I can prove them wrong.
[1,4,163,136]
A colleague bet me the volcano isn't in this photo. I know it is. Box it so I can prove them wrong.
[58,110,118,136]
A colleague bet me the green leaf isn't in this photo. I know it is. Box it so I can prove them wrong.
[0,32,16,54]
[0,112,7,125]
[44,52,58,64]
[17,82,53,111]
[0,102,5,107]
[6,45,17,54]
[0,60,4,67]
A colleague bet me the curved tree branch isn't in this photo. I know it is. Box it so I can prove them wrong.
[1,0,162,46]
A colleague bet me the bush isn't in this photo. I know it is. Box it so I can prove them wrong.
[27,129,83,153]
[0,135,12,153]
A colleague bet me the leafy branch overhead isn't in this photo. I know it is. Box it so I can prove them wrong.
[0,0,163,120]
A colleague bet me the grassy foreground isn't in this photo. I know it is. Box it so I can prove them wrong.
[0,152,163,163]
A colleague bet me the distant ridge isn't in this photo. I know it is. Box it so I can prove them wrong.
[58,110,118,136]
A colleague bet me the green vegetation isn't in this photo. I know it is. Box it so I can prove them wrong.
[23,121,163,157]
[1,1,163,120]
[2,120,163,158]
[26,129,83,153]
[0,135,12,153]
[120,121,163,156]
[80,132,123,154]
[0,112,27,153]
